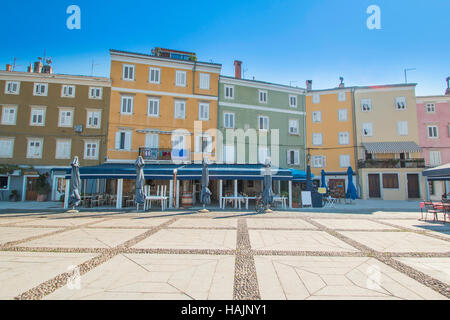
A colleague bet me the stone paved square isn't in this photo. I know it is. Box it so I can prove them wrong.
[0,227,62,245]
[312,218,398,230]
[379,219,450,233]
[394,257,450,285]
[45,254,235,300]
[132,229,237,250]
[90,217,171,228]
[249,230,358,252]
[247,218,317,229]
[13,217,104,227]
[169,218,237,229]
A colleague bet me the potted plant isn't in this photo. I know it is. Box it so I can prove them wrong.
[36,173,51,202]
[9,190,20,202]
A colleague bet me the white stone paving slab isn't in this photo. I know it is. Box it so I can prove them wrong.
[13,217,104,227]
[90,217,171,228]
[170,218,237,229]
[247,218,317,229]
[395,257,450,285]
[312,218,398,230]
[0,227,62,245]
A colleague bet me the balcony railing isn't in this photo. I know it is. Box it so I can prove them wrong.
[138,148,190,161]
[358,158,425,169]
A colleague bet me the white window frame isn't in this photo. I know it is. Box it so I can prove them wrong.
[174,100,186,119]
[312,111,322,123]
[84,140,99,160]
[115,130,132,151]
[289,119,299,135]
[339,154,351,168]
[5,81,20,95]
[147,97,160,117]
[199,73,210,90]
[89,87,103,99]
[338,109,348,121]
[86,109,102,129]
[311,155,325,168]
[198,102,210,121]
[58,108,74,128]
[149,67,161,84]
[258,90,268,104]
[224,85,234,99]
[0,137,14,158]
[338,132,350,145]
[362,123,373,137]
[1,105,17,125]
[33,83,48,96]
[312,133,323,146]
[395,96,407,110]
[258,116,269,131]
[338,92,346,102]
[361,99,372,112]
[175,70,187,87]
[55,139,72,160]
[145,133,159,149]
[289,95,298,108]
[195,134,213,154]
[121,95,134,115]
[312,94,320,104]
[26,138,44,159]
[427,125,439,138]
[224,112,235,129]
[425,103,435,113]
[429,150,441,166]
[61,85,76,98]
[30,107,46,126]
[287,149,300,165]
[122,64,135,81]
[397,121,408,136]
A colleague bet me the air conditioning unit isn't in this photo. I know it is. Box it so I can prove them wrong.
[74,125,83,133]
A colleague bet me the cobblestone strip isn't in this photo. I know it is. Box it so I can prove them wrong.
[123,248,236,255]
[371,219,450,242]
[15,217,178,300]
[253,250,367,257]
[303,216,450,299]
[0,246,107,254]
[233,218,261,300]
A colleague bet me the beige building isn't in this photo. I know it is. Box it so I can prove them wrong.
[354,84,426,200]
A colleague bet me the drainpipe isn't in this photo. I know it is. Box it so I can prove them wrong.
[192,60,197,95]
[351,87,360,197]
[303,93,307,171]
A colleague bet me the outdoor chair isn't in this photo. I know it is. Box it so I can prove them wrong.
[423,202,440,222]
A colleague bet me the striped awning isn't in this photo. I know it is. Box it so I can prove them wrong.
[363,141,422,154]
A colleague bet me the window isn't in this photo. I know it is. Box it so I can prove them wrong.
[223,145,235,163]
[258,116,269,130]
[338,109,348,121]
[195,134,213,153]
[397,121,408,136]
[115,130,132,151]
[149,67,161,84]
[5,81,20,94]
[145,134,159,148]
[258,90,268,103]
[311,155,325,168]
[84,140,99,159]
[89,87,103,99]
[30,107,46,126]
[1,106,17,125]
[340,155,351,168]
[87,110,101,129]
[427,125,438,138]
[198,102,210,120]
[172,135,186,151]
[312,111,321,123]
[428,181,435,196]
[33,83,48,96]
[61,85,75,98]
[425,103,435,113]
[224,85,234,99]
[382,174,399,189]
[289,95,298,108]
[395,97,407,110]
[147,98,160,117]
[338,132,349,145]
[0,176,9,190]
[27,138,43,158]
[289,119,299,135]
[58,108,74,127]
[55,139,71,159]
[338,92,346,102]
[224,112,235,129]
[174,100,186,119]
[361,99,372,112]
[123,64,135,81]
[287,150,300,165]
[429,151,441,166]
[175,71,187,87]
[258,146,270,164]
[0,138,14,158]
[312,94,320,104]
[312,133,323,146]
[121,95,134,114]
[199,73,210,90]
[362,123,373,136]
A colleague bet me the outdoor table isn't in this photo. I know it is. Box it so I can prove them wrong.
[220,196,244,209]
[244,196,257,210]
[273,196,287,209]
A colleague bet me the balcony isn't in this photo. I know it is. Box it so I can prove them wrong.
[358,158,425,169]
[139,148,190,162]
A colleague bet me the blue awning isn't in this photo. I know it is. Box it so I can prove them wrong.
[290,168,314,182]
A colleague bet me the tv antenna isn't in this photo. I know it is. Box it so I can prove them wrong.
[242,68,248,79]
[91,59,100,76]
[11,57,22,71]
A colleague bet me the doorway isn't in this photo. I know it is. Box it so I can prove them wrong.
[53,175,66,201]
[407,174,420,199]
[368,174,381,198]
[26,177,39,201]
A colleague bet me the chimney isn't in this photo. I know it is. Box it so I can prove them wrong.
[27,63,33,73]
[5,64,12,72]
[306,80,312,91]
[33,61,43,73]
[339,77,345,88]
[42,65,53,74]
[234,60,242,79]
[446,77,450,95]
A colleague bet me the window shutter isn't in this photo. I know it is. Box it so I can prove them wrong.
[125,131,132,150]
[115,132,121,149]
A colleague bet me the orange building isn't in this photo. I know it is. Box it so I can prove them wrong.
[305,83,357,193]
[107,49,222,164]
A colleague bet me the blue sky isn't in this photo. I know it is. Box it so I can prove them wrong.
[0,0,449,95]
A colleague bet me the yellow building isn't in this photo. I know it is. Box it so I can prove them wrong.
[306,86,357,193]
[107,49,221,164]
